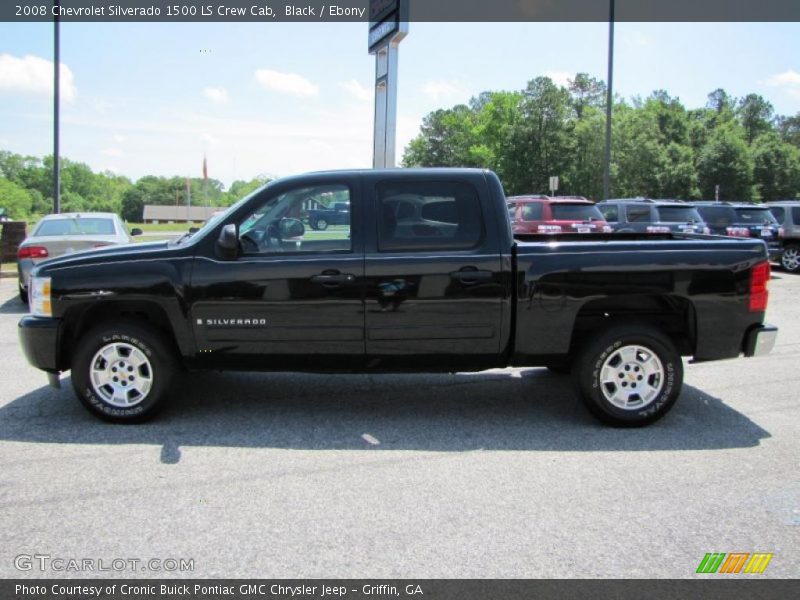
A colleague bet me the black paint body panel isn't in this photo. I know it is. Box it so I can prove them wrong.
[19,169,772,374]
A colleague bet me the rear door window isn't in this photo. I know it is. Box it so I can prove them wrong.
[599,205,618,222]
[769,207,785,222]
[377,180,484,252]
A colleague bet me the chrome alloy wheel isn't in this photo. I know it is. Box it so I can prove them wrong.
[90,342,153,407]
[599,344,665,410]
[782,247,799,272]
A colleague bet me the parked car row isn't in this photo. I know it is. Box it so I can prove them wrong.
[508,195,799,273]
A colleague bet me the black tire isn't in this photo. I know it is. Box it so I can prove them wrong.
[573,325,683,427]
[71,320,178,423]
[19,285,28,305]
[780,245,800,273]
[309,220,319,231]
[316,218,329,231]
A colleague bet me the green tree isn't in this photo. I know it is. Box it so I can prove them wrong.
[696,124,754,200]
[751,132,800,201]
[0,176,34,219]
[737,94,774,145]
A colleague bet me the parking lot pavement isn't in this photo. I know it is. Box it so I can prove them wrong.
[0,275,797,579]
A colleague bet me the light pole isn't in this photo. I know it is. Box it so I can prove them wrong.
[602,0,615,201]
[53,0,61,214]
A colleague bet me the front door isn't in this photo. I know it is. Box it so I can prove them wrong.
[189,178,365,370]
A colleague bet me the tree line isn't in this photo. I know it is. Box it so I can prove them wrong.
[0,150,271,222]
[403,74,800,201]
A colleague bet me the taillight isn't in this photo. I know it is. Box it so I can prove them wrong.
[537,225,562,234]
[749,261,770,313]
[18,245,49,259]
[726,227,750,237]
[646,226,670,234]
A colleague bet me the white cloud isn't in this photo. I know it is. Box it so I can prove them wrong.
[101,147,124,157]
[0,53,77,102]
[765,70,800,88]
[112,134,127,143]
[203,86,229,104]
[254,69,318,98]
[201,132,220,146]
[764,70,800,100]
[340,79,372,102]
[421,80,467,102]
[544,71,572,88]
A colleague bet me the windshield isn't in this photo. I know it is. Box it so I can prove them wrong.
[35,217,116,236]
[655,206,703,223]
[734,208,778,225]
[551,204,604,221]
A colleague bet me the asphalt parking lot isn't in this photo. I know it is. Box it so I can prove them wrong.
[0,274,797,579]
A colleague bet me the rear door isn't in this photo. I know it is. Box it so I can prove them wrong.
[363,174,506,370]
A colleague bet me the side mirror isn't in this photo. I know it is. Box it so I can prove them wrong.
[279,218,305,239]
[130,228,143,236]
[217,223,239,260]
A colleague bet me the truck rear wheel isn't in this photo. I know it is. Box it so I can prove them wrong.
[573,325,683,427]
[315,218,329,231]
[70,321,177,423]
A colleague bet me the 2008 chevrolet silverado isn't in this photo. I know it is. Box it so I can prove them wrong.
[18,169,777,426]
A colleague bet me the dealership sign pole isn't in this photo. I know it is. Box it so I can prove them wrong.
[369,0,408,168]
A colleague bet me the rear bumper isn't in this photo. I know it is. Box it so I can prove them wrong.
[743,323,778,357]
[18,316,61,372]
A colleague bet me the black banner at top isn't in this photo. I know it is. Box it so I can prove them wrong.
[3,0,800,23]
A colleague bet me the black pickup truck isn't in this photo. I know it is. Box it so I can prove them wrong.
[19,169,777,426]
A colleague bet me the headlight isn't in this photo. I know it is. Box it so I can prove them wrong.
[30,277,52,317]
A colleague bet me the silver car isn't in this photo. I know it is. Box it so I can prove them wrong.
[17,212,140,302]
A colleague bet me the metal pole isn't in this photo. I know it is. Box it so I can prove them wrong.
[602,0,615,201]
[53,0,61,213]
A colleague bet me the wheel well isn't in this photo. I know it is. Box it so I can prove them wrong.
[570,295,696,357]
[59,301,179,370]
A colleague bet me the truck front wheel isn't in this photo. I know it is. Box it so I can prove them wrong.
[70,321,177,423]
[573,325,683,427]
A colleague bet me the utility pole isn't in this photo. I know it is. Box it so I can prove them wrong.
[53,0,61,213]
[602,0,615,201]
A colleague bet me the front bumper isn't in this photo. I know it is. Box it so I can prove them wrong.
[18,316,61,372]
[743,323,778,357]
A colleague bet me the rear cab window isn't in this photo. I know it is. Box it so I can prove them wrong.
[551,204,604,221]
[697,206,735,227]
[734,208,778,225]
[34,218,116,236]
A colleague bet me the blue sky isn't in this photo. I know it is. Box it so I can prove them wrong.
[1,21,799,188]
